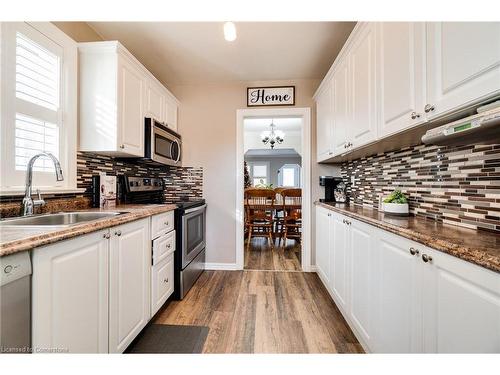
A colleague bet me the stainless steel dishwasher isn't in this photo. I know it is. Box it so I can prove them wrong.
[0,251,32,353]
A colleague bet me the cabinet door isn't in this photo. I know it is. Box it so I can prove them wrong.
[348,219,377,349]
[32,231,109,353]
[348,23,378,149]
[315,82,333,161]
[426,22,500,118]
[378,22,426,137]
[165,95,178,131]
[146,79,165,121]
[151,253,175,317]
[315,206,331,283]
[109,218,151,353]
[376,231,422,353]
[117,55,146,156]
[330,213,349,312]
[332,59,350,155]
[422,246,500,353]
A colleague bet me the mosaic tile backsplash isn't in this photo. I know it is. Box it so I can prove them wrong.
[0,152,203,216]
[341,143,500,233]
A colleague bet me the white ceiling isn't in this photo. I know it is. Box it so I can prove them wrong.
[88,22,355,85]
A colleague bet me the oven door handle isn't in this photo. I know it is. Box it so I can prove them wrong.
[184,204,207,214]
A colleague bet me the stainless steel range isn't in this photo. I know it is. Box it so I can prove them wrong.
[174,200,206,299]
[117,175,206,300]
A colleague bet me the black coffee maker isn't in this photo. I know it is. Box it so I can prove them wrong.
[319,176,343,203]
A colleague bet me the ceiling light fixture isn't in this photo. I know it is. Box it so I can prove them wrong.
[261,120,285,149]
[223,22,237,42]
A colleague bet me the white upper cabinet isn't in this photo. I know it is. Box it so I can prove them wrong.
[165,94,179,131]
[79,41,180,157]
[315,22,500,162]
[117,53,146,156]
[422,246,500,353]
[145,79,166,122]
[378,22,426,137]
[316,81,333,161]
[348,23,378,150]
[332,59,350,155]
[426,22,500,119]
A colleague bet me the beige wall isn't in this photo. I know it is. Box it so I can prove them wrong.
[53,22,341,265]
[171,79,340,265]
[52,22,103,42]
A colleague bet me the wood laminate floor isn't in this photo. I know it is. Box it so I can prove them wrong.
[154,270,364,353]
[244,237,302,271]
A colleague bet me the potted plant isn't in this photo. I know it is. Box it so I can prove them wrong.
[382,189,409,216]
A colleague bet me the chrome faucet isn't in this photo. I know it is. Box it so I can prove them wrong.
[22,152,64,216]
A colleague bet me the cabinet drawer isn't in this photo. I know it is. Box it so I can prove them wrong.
[151,254,174,317]
[152,230,175,263]
[151,211,174,239]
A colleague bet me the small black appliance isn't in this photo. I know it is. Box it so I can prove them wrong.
[319,176,343,203]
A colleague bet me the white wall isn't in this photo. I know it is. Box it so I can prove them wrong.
[245,155,302,187]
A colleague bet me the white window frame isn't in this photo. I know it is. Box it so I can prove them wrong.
[278,163,301,187]
[247,161,270,187]
[0,22,77,194]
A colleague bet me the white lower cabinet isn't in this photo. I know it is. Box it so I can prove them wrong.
[422,246,500,353]
[315,207,500,353]
[315,206,331,283]
[151,253,175,317]
[32,218,151,353]
[108,218,151,353]
[32,230,110,353]
[330,212,349,312]
[376,230,422,353]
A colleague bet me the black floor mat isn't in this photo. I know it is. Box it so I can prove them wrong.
[125,324,209,354]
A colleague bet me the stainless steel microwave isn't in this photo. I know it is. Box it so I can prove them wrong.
[144,118,181,166]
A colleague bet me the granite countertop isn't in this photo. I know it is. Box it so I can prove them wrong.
[0,204,177,257]
[316,202,500,274]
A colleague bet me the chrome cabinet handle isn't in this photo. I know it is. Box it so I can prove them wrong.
[103,232,110,239]
[115,230,122,236]
[119,144,125,149]
[422,254,433,263]
[409,247,419,256]
[164,221,169,226]
[424,104,435,113]
[410,112,420,120]
[166,243,171,249]
[163,278,169,283]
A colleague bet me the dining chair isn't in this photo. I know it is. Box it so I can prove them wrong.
[273,187,287,246]
[281,188,302,247]
[245,188,275,250]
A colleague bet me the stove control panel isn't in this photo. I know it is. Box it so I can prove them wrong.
[123,176,164,192]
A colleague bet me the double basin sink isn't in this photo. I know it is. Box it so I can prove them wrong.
[0,211,126,229]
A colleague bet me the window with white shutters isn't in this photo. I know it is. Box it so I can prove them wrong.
[0,22,77,192]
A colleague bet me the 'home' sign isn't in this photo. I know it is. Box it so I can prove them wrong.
[247,86,295,107]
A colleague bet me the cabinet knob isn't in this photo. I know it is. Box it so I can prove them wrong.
[167,243,171,248]
[424,104,435,113]
[115,230,122,236]
[164,221,169,226]
[422,254,433,263]
[103,233,110,239]
[119,144,125,149]
[163,278,169,283]
[409,247,419,256]
[410,112,421,120]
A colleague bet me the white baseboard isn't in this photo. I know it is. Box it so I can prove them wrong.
[204,262,239,271]
[309,265,318,272]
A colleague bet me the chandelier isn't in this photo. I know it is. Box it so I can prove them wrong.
[260,120,285,149]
